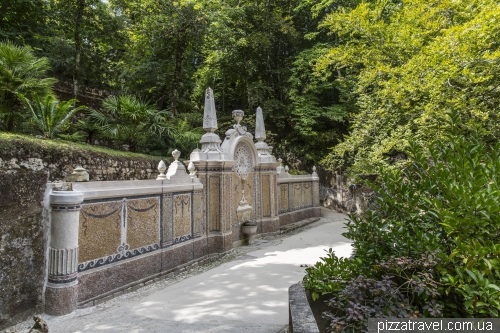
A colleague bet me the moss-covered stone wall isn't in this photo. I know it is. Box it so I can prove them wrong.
[0,133,162,330]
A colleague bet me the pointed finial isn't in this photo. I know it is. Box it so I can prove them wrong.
[285,165,289,174]
[203,87,217,132]
[312,165,318,176]
[188,161,197,178]
[172,149,181,161]
[157,160,167,180]
[255,106,266,141]
[276,158,283,175]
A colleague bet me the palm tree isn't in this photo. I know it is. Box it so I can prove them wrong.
[0,40,57,131]
[75,114,102,145]
[91,94,175,151]
[19,94,86,139]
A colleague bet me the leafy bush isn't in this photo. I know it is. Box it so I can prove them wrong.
[19,94,86,139]
[0,40,57,131]
[303,248,359,301]
[304,112,500,331]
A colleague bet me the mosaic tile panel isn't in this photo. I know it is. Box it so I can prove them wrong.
[126,197,160,250]
[193,191,202,236]
[209,176,221,231]
[162,194,173,245]
[174,194,191,238]
[225,174,231,231]
[273,175,278,216]
[199,175,208,234]
[304,182,313,206]
[79,201,122,263]
[288,183,294,210]
[293,183,303,209]
[233,172,254,222]
[280,184,289,212]
[262,175,271,217]
[255,173,260,219]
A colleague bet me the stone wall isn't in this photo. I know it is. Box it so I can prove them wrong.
[320,176,377,215]
[0,171,49,330]
[0,135,162,330]
[0,135,159,182]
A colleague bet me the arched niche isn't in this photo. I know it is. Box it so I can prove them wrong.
[225,136,259,179]
[221,134,259,224]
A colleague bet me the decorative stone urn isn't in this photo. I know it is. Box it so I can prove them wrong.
[232,109,244,125]
[241,220,258,245]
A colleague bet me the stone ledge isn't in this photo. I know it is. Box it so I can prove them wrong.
[289,282,319,333]
[280,217,320,235]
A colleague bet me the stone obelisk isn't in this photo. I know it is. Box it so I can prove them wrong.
[254,106,274,163]
[193,87,224,160]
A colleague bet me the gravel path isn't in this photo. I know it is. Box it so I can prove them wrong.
[6,209,351,333]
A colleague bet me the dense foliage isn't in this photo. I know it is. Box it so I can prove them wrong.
[304,113,500,331]
[318,0,500,174]
[1,1,499,328]
[0,0,351,165]
[2,0,499,169]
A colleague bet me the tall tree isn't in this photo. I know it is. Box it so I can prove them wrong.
[43,0,127,92]
[117,0,207,114]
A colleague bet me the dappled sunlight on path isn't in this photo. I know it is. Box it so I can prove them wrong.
[45,209,351,333]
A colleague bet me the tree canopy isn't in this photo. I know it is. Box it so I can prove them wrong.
[0,0,499,173]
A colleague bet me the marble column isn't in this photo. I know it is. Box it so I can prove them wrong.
[45,190,84,316]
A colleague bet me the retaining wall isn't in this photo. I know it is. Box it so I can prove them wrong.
[0,135,161,330]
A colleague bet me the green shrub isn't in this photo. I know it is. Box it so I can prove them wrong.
[303,248,359,301]
[304,112,500,331]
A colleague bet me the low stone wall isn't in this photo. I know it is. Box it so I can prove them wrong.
[277,174,320,227]
[0,135,162,330]
[44,174,207,314]
[0,134,159,181]
[289,282,319,333]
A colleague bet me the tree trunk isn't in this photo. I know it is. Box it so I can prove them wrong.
[170,37,185,116]
[73,0,85,100]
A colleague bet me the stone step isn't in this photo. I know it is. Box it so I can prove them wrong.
[279,217,320,235]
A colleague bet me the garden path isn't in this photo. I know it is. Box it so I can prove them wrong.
[44,208,352,333]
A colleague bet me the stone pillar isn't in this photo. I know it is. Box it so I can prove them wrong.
[45,189,84,316]
[312,169,320,207]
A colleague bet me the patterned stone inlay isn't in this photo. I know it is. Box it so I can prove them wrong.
[193,191,202,236]
[79,201,122,263]
[233,142,254,179]
[304,182,313,206]
[262,175,271,217]
[209,176,221,231]
[280,184,289,212]
[293,183,303,209]
[225,174,231,231]
[273,175,278,216]
[162,194,173,245]
[127,197,160,250]
[174,194,191,238]
[233,172,254,222]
